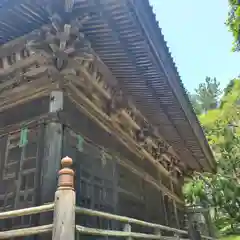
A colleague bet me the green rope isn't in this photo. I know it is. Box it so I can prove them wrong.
[77,134,84,152]
[19,128,28,147]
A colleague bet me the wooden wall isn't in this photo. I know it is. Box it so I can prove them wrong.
[62,99,185,231]
[0,95,50,232]
[0,94,186,233]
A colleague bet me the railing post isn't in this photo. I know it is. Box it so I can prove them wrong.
[188,221,202,240]
[154,228,161,238]
[124,223,132,240]
[174,233,180,240]
[52,156,75,240]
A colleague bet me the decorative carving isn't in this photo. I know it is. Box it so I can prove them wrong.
[108,97,184,177]
[26,15,94,72]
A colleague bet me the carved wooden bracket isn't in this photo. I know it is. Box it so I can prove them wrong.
[26,14,94,72]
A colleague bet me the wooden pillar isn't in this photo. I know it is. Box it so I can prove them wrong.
[170,180,180,228]
[52,156,76,240]
[41,91,63,203]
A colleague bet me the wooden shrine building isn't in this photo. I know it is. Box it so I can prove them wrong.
[0,0,215,234]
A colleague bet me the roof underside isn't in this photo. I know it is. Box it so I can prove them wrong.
[0,0,215,172]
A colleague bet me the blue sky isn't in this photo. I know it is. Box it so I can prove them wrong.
[150,0,240,93]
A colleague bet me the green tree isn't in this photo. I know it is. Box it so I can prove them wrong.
[195,77,221,112]
[187,77,221,115]
[223,79,235,97]
[220,79,235,108]
[187,91,203,115]
[184,79,240,234]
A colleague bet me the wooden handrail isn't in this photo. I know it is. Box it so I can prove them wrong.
[0,203,54,220]
[75,206,216,240]
[76,225,216,240]
[75,206,187,235]
[0,203,54,239]
[0,224,52,239]
[76,225,163,239]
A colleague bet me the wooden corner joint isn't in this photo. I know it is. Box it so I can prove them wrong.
[58,156,75,190]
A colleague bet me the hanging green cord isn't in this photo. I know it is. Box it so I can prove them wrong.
[19,127,28,147]
[77,135,84,152]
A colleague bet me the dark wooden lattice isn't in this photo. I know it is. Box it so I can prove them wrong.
[0,126,43,231]
[63,128,116,231]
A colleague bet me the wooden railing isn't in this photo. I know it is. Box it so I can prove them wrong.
[0,203,54,238]
[0,157,216,240]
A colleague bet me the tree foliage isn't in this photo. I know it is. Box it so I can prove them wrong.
[188,93,203,115]
[184,79,240,234]
[226,0,240,51]
[188,77,221,115]
[223,79,235,97]
[195,77,221,112]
